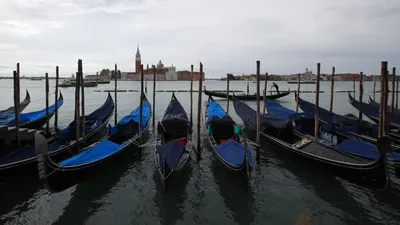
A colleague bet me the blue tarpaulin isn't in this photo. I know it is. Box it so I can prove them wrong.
[118,100,151,129]
[266,99,304,119]
[157,141,186,169]
[213,139,253,168]
[335,138,400,160]
[59,140,122,166]
[207,101,226,119]
[0,101,63,126]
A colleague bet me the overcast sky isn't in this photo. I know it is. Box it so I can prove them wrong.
[0,0,399,77]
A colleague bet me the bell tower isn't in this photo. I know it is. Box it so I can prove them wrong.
[135,45,141,74]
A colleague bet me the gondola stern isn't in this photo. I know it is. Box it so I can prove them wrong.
[34,132,49,181]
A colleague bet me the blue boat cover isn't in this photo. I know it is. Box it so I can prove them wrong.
[213,139,253,168]
[0,95,113,166]
[59,140,122,166]
[157,140,186,169]
[118,100,151,129]
[297,96,378,135]
[207,100,226,120]
[162,95,188,122]
[0,101,63,126]
[266,99,304,119]
[233,100,293,131]
[334,138,400,161]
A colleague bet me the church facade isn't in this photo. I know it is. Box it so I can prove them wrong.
[122,45,204,81]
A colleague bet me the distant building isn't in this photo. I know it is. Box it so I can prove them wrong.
[123,45,204,81]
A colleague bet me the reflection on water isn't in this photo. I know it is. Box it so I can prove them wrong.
[1,79,400,225]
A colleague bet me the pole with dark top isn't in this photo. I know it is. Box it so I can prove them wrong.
[80,61,85,146]
[391,67,396,112]
[358,72,364,120]
[190,65,194,126]
[13,70,20,147]
[373,76,377,101]
[75,65,81,152]
[396,76,399,109]
[45,73,50,136]
[379,61,388,137]
[114,64,118,126]
[256,61,261,157]
[153,65,156,129]
[54,66,59,128]
[314,63,321,140]
[296,73,300,112]
[197,63,203,157]
[139,64,144,144]
[226,74,230,113]
[329,67,335,112]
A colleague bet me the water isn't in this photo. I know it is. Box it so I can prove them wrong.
[1,79,400,225]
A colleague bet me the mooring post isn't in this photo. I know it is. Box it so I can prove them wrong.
[152,65,156,129]
[353,78,355,96]
[397,76,399,109]
[377,136,390,189]
[45,73,50,136]
[256,61,261,158]
[314,63,321,140]
[16,63,20,117]
[296,73,300,112]
[114,63,118,126]
[391,67,396,112]
[197,63,204,157]
[139,64,144,144]
[54,66,59,128]
[373,76,377,101]
[263,72,268,114]
[358,72,364,120]
[379,61,388,137]
[145,80,148,93]
[226,74,230,113]
[384,69,389,136]
[190,65,194,127]
[79,60,85,146]
[75,67,81,152]
[13,70,20,147]
[247,79,249,95]
[329,67,335,112]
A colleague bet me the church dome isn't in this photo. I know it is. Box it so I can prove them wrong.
[157,60,164,68]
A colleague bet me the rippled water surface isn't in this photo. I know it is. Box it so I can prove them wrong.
[1,79,400,225]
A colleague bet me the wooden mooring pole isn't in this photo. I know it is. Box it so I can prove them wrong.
[296,73,300,112]
[353,78,355,96]
[114,64,118,126]
[54,66,59,128]
[358,72,364,120]
[247,79,249,95]
[79,60,85,146]
[379,61,388,137]
[256,61,261,157]
[13,70,20,147]
[45,73,50,136]
[263,73,268,114]
[314,63,321,140]
[197,63,204,156]
[397,76,399,109]
[75,65,81,152]
[145,80,148,93]
[153,65,156,129]
[226,74,230,113]
[391,67,396,112]
[329,67,335,112]
[190,65,194,126]
[139,64,144,144]
[373,76,377,101]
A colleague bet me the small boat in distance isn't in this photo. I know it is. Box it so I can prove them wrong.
[96,78,111,84]
[30,77,43,81]
[59,78,98,87]
[287,68,317,84]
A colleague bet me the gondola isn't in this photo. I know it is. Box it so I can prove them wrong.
[34,94,151,192]
[204,87,290,101]
[296,94,400,146]
[368,96,400,114]
[0,90,31,116]
[0,92,64,129]
[267,97,400,178]
[0,93,114,182]
[233,99,390,188]
[155,93,193,189]
[205,96,253,174]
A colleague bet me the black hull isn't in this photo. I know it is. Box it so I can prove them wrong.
[242,120,388,188]
[0,118,110,182]
[44,128,149,192]
[0,90,31,116]
[204,89,290,100]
